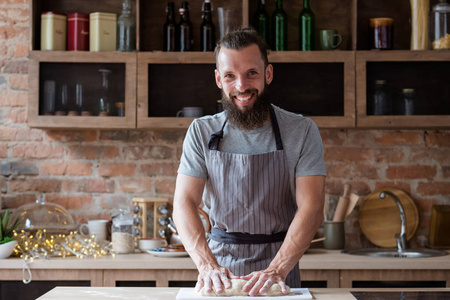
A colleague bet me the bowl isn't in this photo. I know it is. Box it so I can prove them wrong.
[0,240,18,259]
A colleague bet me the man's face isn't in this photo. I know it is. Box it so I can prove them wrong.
[215,44,273,129]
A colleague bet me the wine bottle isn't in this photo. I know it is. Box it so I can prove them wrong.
[253,0,270,45]
[179,1,193,52]
[271,0,287,51]
[163,2,177,51]
[299,0,315,51]
[200,0,215,51]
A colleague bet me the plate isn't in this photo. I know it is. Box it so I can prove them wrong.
[146,248,189,257]
[359,187,419,248]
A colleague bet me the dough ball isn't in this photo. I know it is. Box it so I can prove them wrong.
[198,278,290,296]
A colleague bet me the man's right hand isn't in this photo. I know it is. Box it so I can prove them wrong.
[195,264,236,294]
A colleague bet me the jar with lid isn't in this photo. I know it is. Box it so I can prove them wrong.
[397,88,416,115]
[429,0,450,50]
[367,80,391,115]
[112,212,135,254]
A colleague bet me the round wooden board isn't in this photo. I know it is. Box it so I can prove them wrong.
[358,188,419,248]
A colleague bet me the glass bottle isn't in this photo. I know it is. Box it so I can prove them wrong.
[299,0,315,51]
[179,2,193,52]
[112,212,135,254]
[368,80,391,115]
[271,0,287,51]
[163,2,177,51]
[200,0,216,52]
[429,0,450,50]
[98,69,113,116]
[397,88,416,115]
[117,0,136,52]
[253,0,270,45]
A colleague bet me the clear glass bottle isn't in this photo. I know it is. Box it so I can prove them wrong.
[429,0,450,50]
[299,0,315,51]
[117,0,136,52]
[200,0,215,52]
[163,2,177,51]
[253,0,270,45]
[179,1,193,52]
[112,212,135,254]
[397,88,416,115]
[272,0,287,51]
[97,69,113,116]
[368,80,391,115]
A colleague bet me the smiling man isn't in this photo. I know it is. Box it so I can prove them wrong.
[173,28,326,296]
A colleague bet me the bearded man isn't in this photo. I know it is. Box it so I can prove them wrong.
[173,28,326,296]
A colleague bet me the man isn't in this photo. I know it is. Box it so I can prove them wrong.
[173,28,326,296]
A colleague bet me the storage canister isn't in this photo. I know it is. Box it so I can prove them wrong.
[429,0,450,50]
[41,12,67,51]
[111,213,135,254]
[89,12,117,51]
[68,13,89,51]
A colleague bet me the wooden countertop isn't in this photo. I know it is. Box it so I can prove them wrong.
[2,249,449,270]
[36,287,450,300]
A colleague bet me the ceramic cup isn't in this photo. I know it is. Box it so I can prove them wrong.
[80,219,109,243]
[138,238,168,252]
[323,221,345,249]
[176,107,203,118]
[320,30,343,50]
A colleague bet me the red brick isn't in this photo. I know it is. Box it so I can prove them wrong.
[9,179,62,193]
[425,132,450,147]
[0,145,7,157]
[324,147,371,162]
[14,44,29,58]
[12,144,63,159]
[119,179,153,193]
[320,130,347,146]
[46,130,97,142]
[417,182,450,195]
[374,132,423,146]
[45,195,95,210]
[67,145,119,160]
[373,148,404,163]
[324,163,352,178]
[0,127,44,141]
[410,148,450,165]
[62,179,115,193]
[9,75,28,90]
[98,163,135,177]
[155,179,176,194]
[387,165,437,180]
[3,108,27,123]
[100,195,130,210]
[0,93,27,107]
[324,180,371,196]
[374,182,411,194]
[99,130,151,142]
[443,166,450,178]
[354,164,379,179]
[140,162,178,177]
[3,60,27,74]
[151,129,187,144]
[1,194,36,209]
[124,146,174,160]
[41,162,93,176]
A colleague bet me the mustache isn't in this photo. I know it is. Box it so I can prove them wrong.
[229,89,258,97]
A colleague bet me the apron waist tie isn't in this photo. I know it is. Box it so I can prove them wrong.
[209,227,287,245]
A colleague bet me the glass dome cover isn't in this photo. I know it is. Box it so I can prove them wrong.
[11,194,76,234]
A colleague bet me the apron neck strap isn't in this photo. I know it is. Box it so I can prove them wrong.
[208,105,283,151]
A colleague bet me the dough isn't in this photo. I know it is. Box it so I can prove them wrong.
[198,278,290,296]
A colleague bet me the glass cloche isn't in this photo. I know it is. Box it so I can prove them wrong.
[11,193,77,235]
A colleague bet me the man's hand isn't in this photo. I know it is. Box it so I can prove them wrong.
[240,269,288,296]
[195,265,237,294]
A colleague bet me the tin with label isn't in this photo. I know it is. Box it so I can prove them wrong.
[41,12,67,51]
[68,13,89,51]
[89,12,117,51]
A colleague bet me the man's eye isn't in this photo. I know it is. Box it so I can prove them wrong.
[224,74,233,78]
[249,71,257,75]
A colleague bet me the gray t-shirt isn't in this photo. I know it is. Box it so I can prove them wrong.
[178,105,326,202]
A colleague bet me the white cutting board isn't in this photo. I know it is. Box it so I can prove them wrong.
[176,288,312,300]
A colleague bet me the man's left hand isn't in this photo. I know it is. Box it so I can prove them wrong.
[239,269,288,296]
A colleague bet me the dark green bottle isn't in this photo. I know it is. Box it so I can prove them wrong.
[271,0,287,51]
[299,0,315,50]
[253,0,270,45]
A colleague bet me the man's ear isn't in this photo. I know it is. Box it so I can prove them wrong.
[265,64,273,85]
[215,69,222,89]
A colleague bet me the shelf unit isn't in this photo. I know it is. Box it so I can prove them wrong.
[27,0,450,130]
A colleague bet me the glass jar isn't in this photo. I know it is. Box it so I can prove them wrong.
[368,80,391,115]
[397,88,416,115]
[112,213,135,254]
[429,0,450,50]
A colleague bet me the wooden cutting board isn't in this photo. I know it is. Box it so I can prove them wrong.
[176,288,312,300]
[358,188,419,248]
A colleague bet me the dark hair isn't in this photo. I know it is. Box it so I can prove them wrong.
[214,27,269,69]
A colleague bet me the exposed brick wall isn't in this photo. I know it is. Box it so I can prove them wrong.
[1,1,449,249]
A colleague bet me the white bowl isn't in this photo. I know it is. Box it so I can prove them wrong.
[0,240,17,259]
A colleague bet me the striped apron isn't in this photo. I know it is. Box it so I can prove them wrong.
[205,106,301,287]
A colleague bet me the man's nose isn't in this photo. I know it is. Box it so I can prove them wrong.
[235,76,249,92]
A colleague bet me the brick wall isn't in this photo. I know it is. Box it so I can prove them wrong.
[1,0,449,249]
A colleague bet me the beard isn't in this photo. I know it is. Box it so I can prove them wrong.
[221,85,272,131]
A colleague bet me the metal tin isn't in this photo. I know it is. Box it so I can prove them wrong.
[68,13,89,51]
[41,11,67,51]
[89,12,117,51]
